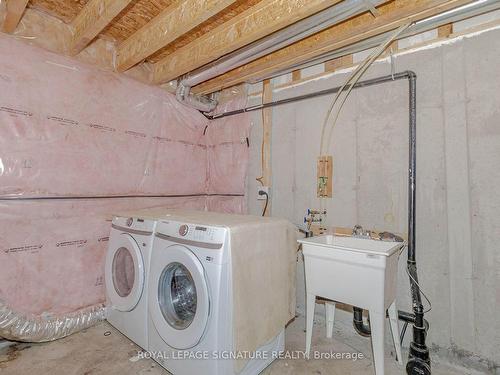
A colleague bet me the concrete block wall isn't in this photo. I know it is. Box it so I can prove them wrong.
[245,26,500,372]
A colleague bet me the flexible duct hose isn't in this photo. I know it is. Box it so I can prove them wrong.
[0,299,106,342]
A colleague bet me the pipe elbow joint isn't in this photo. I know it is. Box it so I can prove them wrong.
[176,80,217,114]
[353,307,371,337]
[406,70,417,80]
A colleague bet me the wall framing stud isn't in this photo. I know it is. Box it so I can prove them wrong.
[317,156,333,198]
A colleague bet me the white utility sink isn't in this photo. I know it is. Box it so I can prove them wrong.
[299,234,403,256]
[298,234,404,375]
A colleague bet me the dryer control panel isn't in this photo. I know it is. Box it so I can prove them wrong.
[156,220,227,249]
[155,220,229,265]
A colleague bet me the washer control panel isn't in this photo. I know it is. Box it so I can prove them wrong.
[112,215,156,232]
[179,224,189,236]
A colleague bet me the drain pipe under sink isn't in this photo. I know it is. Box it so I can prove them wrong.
[353,306,371,337]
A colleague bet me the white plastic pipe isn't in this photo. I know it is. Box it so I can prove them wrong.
[258,0,500,81]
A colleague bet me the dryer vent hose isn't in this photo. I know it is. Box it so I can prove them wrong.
[0,299,106,342]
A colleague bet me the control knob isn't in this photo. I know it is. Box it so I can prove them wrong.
[179,224,189,236]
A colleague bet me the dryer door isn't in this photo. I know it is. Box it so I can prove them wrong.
[105,232,144,312]
[149,244,209,350]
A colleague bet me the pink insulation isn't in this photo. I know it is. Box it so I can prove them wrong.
[0,197,206,316]
[0,38,207,197]
[206,112,250,195]
[206,195,247,213]
[0,34,251,320]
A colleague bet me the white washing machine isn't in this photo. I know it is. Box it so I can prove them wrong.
[105,215,155,350]
[148,219,284,375]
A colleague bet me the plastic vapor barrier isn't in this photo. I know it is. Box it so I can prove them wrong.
[0,35,250,341]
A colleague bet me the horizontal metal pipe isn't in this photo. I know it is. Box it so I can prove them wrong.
[205,71,412,119]
[183,0,383,88]
[0,193,244,201]
[177,0,385,112]
[398,310,416,324]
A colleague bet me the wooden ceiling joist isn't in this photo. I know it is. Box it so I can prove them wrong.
[193,0,475,94]
[2,0,29,33]
[3,0,485,96]
[151,0,342,84]
[116,0,239,72]
[69,0,134,55]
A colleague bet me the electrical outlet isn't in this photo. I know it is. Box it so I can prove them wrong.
[257,186,270,200]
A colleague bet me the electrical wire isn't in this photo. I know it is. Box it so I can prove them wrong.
[256,80,271,187]
[256,129,265,187]
[405,264,433,314]
[318,49,371,156]
[318,31,386,155]
[322,24,407,153]
[397,242,432,314]
[261,192,269,216]
[400,321,409,345]
[316,24,410,216]
[322,23,411,156]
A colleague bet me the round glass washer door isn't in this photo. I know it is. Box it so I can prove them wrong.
[113,247,136,297]
[158,262,197,329]
[149,244,209,350]
[105,233,144,312]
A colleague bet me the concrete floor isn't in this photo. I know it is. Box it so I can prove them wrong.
[0,316,481,375]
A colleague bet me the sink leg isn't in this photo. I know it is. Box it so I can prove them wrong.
[369,310,386,375]
[388,301,403,365]
[306,292,316,358]
[325,301,336,338]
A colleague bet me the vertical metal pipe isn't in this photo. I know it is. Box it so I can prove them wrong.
[406,72,430,375]
[408,71,417,263]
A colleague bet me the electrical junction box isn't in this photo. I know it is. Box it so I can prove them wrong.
[317,156,333,198]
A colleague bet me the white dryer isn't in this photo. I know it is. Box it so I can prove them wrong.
[148,219,284,375]
[105,215,155,350]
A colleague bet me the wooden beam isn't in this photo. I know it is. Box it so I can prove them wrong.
[292,70,301,81]
[116,0,238,72]
[69,0,133,55]
[194,0,474,94]
[2,0,29,33]
[438,23,453,38]
[151,0,342,84]
[268,18,500,93]
[324,54,353,72]
[260,79,272,216]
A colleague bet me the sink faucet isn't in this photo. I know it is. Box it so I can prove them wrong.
[352,225,371,239]
[297,226,314,238]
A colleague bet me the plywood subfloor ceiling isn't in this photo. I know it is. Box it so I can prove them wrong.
[0,0,483,94]
[28,0,262,60]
